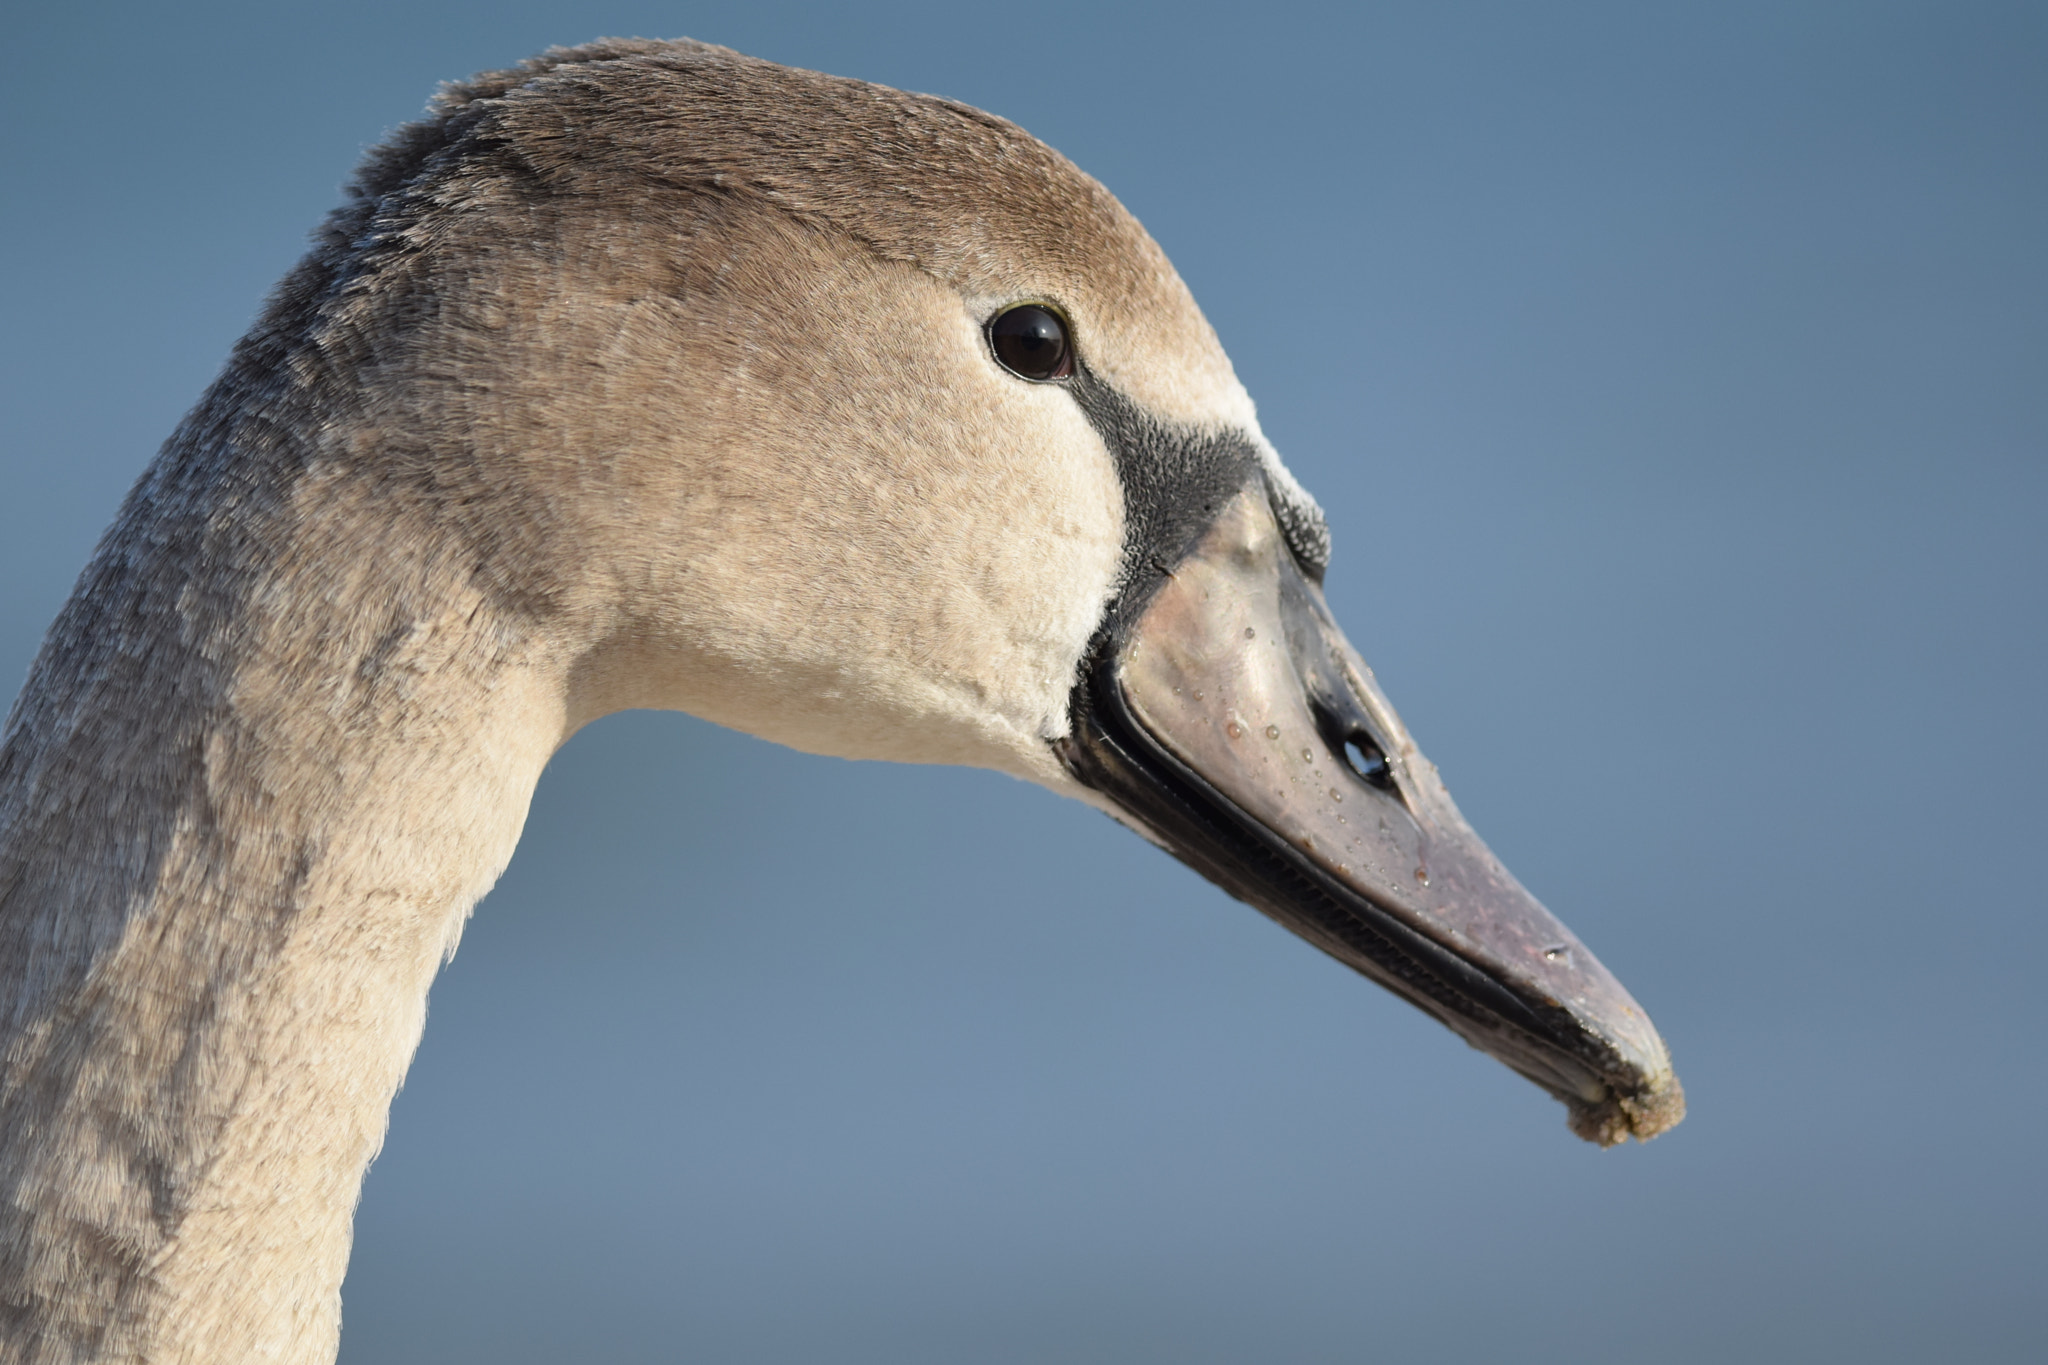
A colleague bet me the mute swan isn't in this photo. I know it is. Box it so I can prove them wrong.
[0,39,1681,1363]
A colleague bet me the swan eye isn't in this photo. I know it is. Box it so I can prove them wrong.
[988,304,1073,381]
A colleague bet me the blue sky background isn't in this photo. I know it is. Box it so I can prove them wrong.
[3,2,2043,1361]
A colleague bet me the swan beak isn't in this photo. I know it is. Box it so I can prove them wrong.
[1059,485,1684,1144]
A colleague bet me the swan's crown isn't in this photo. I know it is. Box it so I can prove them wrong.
[397,37,1257,431]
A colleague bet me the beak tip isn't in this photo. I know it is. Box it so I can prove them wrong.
[1568,1068,1687,1147]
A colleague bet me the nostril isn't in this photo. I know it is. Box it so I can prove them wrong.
[1310,696,1397,794]
[1342,733,1392,789]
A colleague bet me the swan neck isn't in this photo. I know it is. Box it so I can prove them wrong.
[0,461,569,1362]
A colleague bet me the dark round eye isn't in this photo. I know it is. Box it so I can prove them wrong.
[987,304,1073,381]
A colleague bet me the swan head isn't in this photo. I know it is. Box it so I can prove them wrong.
[330,38,1680,1142]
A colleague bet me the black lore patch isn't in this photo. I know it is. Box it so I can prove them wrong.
[1066,366,1320,636]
